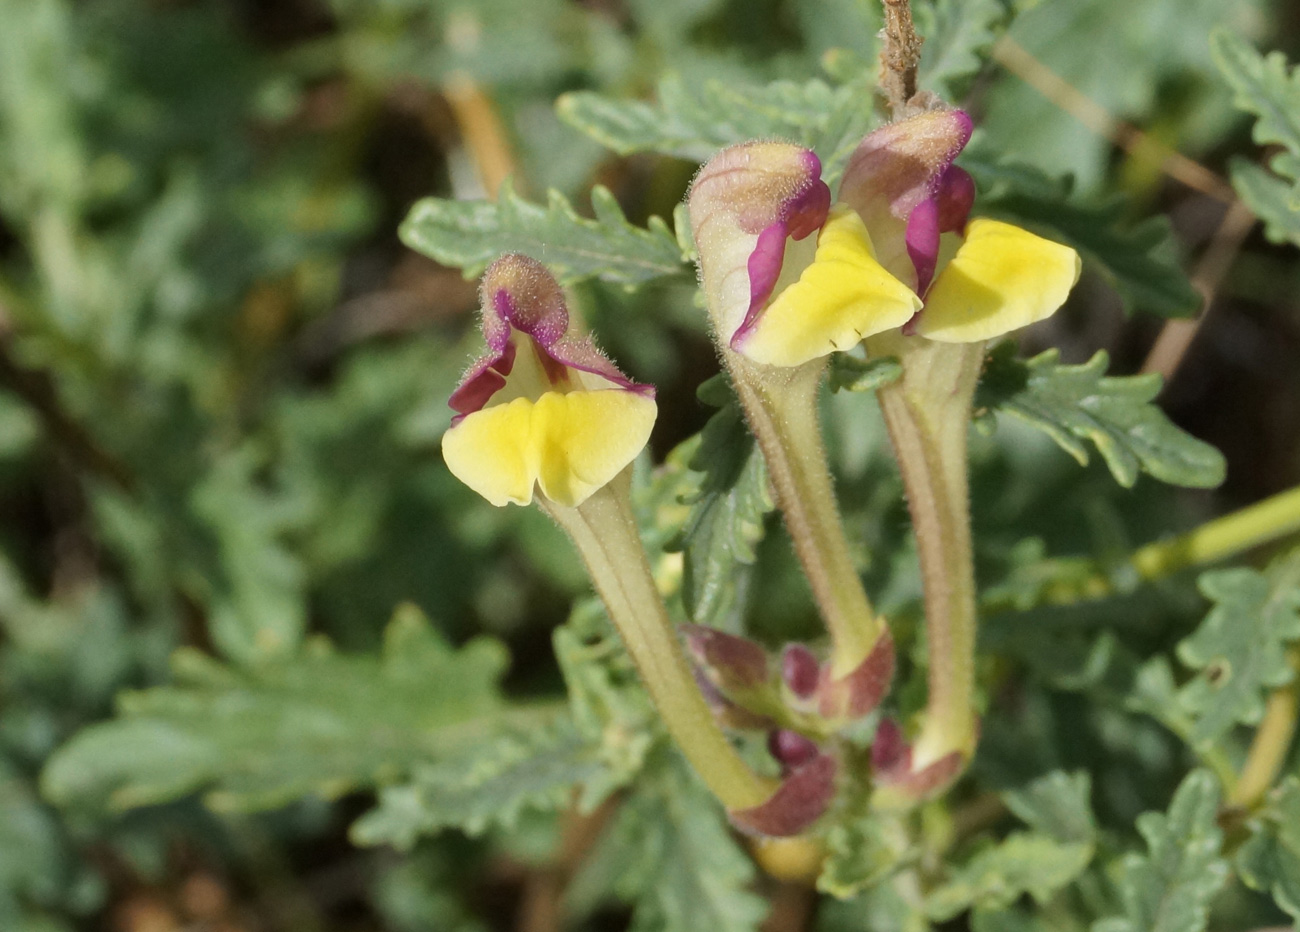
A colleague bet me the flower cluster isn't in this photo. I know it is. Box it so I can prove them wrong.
[440,109,1081,833]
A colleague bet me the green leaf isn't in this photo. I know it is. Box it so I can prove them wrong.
[1230,159,1300,247]
[1175,553,1300,748]
[557,73,876,183]
[398,180,687,286]
[829,354,903,394]
[926,834,1094,921]
[0,757,76,928]
[964,152,1201,318]
[916,0,1009,97]
[1091,770,1227,932]
[975,345,1226,489]
[1211,30,1300,195]
[566,753,768,932]
[926,772,1097,921]
[1002,771,1097,846]
[41,606,510,812]
[350,711,612,849]
[1236,776,1300,924]
[666,376,775,628]
[818,811,916,900]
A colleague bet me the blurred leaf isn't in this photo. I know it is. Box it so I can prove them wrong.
[666,376,774,628]
[1175,554,1300,748]
[190,448,306,664]
[0,757,75,930]
[399,180,687,286]
[1212,31,1300,196]
[818,872,931,931]
[1091,770,1227,932]
[558,73,877,182]
[964,152,1201,318]
[1236,776,1300,925]
[1230,159,1300,246]
[927,772,1096,921]
[916,0,1009,97]
[1002,770,1097,846]
[350,711,616,849]
[926,834,1093,921]
[566,753,768,932]
[975,345,1226,489]
[41,606,508,812]
[818,811,916,900]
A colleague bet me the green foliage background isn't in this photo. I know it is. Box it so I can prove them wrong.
[0,0,1299,930]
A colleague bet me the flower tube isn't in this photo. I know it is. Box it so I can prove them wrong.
[443,254,833,834]
[689,146,898,721]
[689,110,1082,802]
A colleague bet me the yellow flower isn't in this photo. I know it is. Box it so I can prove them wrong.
[688,110,1082,369]
[442,254,656,507]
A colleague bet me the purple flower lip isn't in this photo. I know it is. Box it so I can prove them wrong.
[448,254,653,421]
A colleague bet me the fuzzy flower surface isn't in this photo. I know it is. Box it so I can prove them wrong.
[443,254,656,507]
[688,110,1083,367]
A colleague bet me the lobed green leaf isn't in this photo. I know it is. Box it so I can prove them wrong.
[558,73,877,183]
[566,753,768,932]
[41,606,511,813]
[350,712,616,849]
[1175,553,1300,748]
[398,180,688,286]
[1236,776,1300,925]
[915,0,1009,98]
[976,345,1226,489]
[666,375,775,628]
[1212,30,1300,197]
[1091,770,1227,932]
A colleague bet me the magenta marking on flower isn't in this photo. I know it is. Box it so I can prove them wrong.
[447,254,653,423]
[731,171,832,352]
[906,165,977,295]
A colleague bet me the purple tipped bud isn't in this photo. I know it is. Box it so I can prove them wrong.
[781,644,821,700]
[870,717,908,773]
[873,752,966,806]
[768,729,820,771]
[682,625,770,692]
[730,753,837,837]
[818,632,896,720]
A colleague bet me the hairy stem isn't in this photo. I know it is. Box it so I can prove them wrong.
[879,0,924,116]
[727,352,887,678]
[872,336,986,768]
[543,475,776,810]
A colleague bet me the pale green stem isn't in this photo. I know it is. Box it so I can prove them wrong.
[1034,483,1300,607]
[542,473,777,810]
[1228,646,1300,811]
[726,350,887,678]
[871,335,986,768]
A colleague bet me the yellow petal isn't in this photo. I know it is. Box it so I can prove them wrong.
[441,390,657,508]
[739,207,921,368]
[916,218,1081,343]
[441,397,537,507]
[532,390,657,507]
